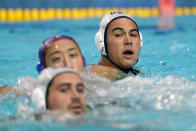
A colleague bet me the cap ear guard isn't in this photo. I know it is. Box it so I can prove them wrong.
[31,87,46,111]
[36,43,46,73]
[36,60,45,73]
[139,32,143,47]
[82,56,87,68]
[95,31,106,56]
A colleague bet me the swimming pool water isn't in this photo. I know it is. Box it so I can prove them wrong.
[0,15,196,130]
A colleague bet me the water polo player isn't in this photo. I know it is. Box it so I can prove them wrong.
[32,67,86,116]
[94,12,143,75]
[37,34,86,73]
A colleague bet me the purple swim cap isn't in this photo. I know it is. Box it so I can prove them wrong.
[36,34,86,73]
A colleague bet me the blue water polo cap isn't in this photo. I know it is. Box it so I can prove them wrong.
[36,34,86,73]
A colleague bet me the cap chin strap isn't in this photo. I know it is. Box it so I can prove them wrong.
[103,55,139,75]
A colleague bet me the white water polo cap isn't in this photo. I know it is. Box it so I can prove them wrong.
[95,12,143,56]
[31,67,79,111]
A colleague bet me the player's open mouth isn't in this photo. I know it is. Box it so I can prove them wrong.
[122,50,134,59]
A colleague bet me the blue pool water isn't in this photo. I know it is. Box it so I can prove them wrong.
[0,15,196,130]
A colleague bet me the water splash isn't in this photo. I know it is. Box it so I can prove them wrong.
[82,75,196,130]
[1,74,196,130]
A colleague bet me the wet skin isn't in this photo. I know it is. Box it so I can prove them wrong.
[45,39,84,72]
[47,72,86,115]
[99,17,141,73]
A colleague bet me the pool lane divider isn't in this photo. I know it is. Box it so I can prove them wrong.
[0,7,196,22]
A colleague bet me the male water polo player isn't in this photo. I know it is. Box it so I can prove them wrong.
[32,67,86,115]
[93,12,143,76]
